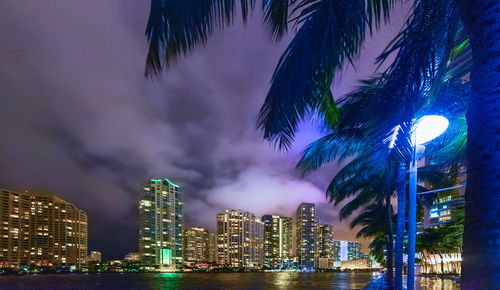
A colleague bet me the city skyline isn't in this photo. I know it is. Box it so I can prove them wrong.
[0,0,494,287]
[0,0,392,260]
[0,183,369,270]
[0,182,371,261]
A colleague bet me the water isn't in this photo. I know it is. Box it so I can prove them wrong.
[0,272,459,289]
[415,276,460,290]
[0,272,374,289]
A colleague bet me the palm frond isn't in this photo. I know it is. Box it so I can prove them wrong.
[263,0,295,41]
[416,165,452,186]
[350,201,391,238]
[339,188,376,220]
[366,0,399,30]
[325,156,371,204]
[297,77,414,175]
[424,77,469,165]
[316,89,340,130]
[296,129,365,174]
[145,0,256,76]
[369,233,388,264]
[257,0,366,149]
[377,0,458,115]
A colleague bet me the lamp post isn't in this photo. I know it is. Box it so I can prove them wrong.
[407,115,449,290]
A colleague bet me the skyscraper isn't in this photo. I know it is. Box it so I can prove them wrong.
[333,240,361,263]
[0,189,88,269]
[139,178,183,268]
[261,215,293,268]
[216,210,264,268]
[314,224,335,268]
[182,227,216,267]
[295,203,316,268]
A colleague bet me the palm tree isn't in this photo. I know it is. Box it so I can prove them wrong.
[349,200,395,287]
[144,0,499,286]
[295,62,467,286]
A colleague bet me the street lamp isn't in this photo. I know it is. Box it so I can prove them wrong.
[407,115,449,290]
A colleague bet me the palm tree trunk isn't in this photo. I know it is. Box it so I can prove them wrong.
[438,253,444,274]
[394,165,406,289]
[386,194,394,289]
[458,0,500,288]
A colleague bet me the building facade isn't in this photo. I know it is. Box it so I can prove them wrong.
[313,224,335,268]
[333,240,361,263]
[295,203,316,268]
[87,251,102,263]
[0,189,88,269]
[261,215,293,268]
[182,227,216,267]
[216,210,264,268]
[425,172,465,228]
[139,178,183,268]
[340,258,372,269]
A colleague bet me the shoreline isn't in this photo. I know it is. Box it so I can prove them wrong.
[0,269,381,277]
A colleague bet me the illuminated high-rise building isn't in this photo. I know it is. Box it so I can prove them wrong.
[182,227,216,266]
[314,224,335,268]
[139,178,183,268]
[0,189,88,269]
[295,203,316,268]
[333,240,361,262]
[216,210,264,268]
[261,215,293,268]
[208,232,217,263]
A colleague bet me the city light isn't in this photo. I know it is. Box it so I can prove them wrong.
[414,115,449,145]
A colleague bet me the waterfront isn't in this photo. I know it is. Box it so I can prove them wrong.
[0,272,458,289]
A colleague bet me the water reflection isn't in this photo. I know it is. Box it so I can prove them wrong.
[156,273,181,289]
[416,276,460,290]
[0,272,458,289]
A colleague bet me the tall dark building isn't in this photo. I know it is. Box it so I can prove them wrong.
[138,178,183,269]
[295,203,316,268]
[314,224,335,268]
[261,215,293,268]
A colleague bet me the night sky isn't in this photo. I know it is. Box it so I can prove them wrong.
[0,1,407,260]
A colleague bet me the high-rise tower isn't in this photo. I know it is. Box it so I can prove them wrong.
[216,210,264,268]
[182,227,216,266]
[313,224,335,268]
[139,178,183,268]
[295,203,316,268]
[0,189,87,269]
[261,215,293,268]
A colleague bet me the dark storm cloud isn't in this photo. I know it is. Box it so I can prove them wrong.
[0,1,407,258]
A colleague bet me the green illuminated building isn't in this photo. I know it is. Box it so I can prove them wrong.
[139,178,183,268]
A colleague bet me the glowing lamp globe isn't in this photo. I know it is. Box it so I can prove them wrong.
[414,115,449,145]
